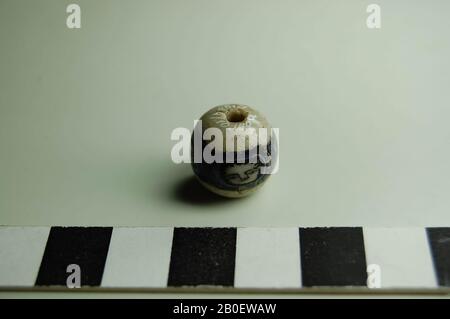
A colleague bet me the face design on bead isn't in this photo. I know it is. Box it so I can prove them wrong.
[223,163,261,186]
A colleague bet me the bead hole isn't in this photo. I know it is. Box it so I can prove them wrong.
[227,108,248,123]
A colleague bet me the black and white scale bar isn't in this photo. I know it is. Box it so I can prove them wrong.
[300,228,367,287]
[0,226,448,290]
[168,228,236,287]
[35,227,113,286]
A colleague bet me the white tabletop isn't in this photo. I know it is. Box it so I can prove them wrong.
[1,0,449,297]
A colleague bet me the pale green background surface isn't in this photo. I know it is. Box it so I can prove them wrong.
[1,0,450,297]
